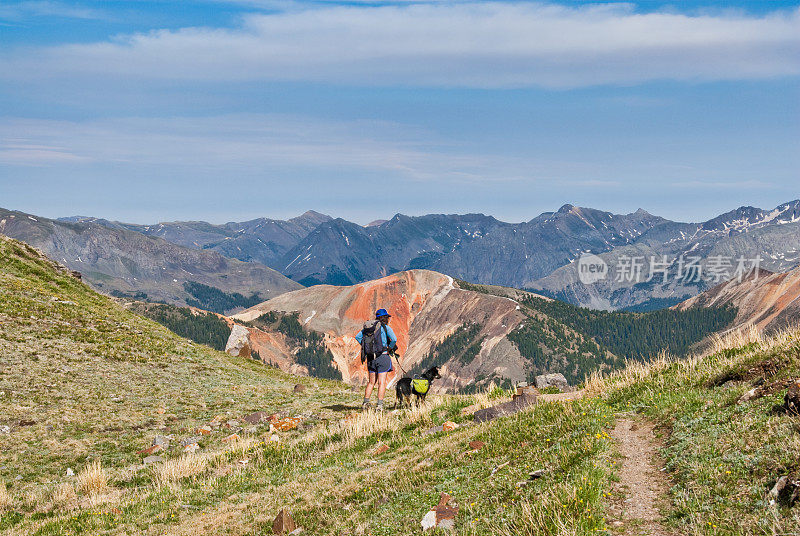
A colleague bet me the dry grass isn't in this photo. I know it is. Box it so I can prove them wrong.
[402,394,447,425]
[22,488,45,510]
[496,498,579,536]
[80,489,122,509]
[710,324,763,354]
[221,435,258,458]
[585,325,800,406]
[340,409,401,447]
[155,454,209,485]
[584,325,789,398]
[585,325,798,398]
[0,480,12,510]
[584,350,673,397]
[50,482,78,509]
[307,396,449,451]
[76,460,110,496]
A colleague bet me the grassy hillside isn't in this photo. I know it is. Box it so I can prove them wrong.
[587,327,800,534]
[1,235,797,535]
[0,236,352,532]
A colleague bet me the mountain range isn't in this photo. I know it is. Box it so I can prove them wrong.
[0,208,301,312]
[534,201,800,309]
[2,200,799,311]
[62,210,333,268]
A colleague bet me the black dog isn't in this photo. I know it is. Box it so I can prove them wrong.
[395,367,441,408]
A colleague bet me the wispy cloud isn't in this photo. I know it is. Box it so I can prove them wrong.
[0,115,533,182]
[0,139,92,165]
[0,1,104,21]
[1,2,798,88]
[671,179,777,190]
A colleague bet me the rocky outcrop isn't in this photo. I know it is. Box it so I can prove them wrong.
[473,390,538,422]
[534,373,570,391]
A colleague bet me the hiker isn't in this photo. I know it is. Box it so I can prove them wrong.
[355,308,398,411]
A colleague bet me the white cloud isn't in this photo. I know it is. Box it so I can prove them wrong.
[0,115,530,182]
[0,1,103,21]
[1,2,798,88]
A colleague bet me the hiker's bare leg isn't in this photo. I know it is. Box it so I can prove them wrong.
[364,372,377,400]
[377,372,388,401]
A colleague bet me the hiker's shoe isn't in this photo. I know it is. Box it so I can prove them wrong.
[362,401,373,410]
[375,403,385,413]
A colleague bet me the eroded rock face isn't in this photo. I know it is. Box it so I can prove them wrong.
[231,270,530,389]
[675,266,800,332]
[225,324,251,357]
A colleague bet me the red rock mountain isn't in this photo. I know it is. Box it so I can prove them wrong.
[230,270,537,390]
[675,266,800,333]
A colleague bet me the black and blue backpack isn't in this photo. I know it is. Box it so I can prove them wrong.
[360,320,388,362]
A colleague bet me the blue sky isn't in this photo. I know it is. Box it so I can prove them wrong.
[0,0,798,225]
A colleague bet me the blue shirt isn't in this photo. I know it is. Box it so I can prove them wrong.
[355,323,397,351]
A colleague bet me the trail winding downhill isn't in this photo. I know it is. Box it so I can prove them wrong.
[608,417,673,536]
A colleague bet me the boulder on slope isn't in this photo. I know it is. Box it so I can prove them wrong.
[225,324,251,358]
[534,373,569,391]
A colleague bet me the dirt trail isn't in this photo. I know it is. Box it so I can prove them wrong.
[537,389,584,403]
[608,417,672,536]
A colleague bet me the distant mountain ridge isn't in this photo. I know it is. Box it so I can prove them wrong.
[278,206,668,287]
[60,210,332,269]
[240,201,798,311]
[1,208,301,311]
[14,200,800,311]
[533,200,800,309]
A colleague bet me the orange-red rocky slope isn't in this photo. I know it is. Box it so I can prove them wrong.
[230,270,532,390]
[675,266,800,333]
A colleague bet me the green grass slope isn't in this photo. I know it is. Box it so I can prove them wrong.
[1,235,797,535]
[589,328,800,535]
[0,236,352,531]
